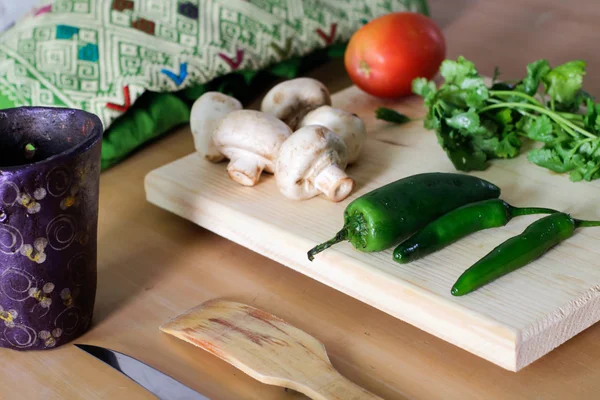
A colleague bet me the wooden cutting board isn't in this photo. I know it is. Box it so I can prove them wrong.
[144,85,600,372]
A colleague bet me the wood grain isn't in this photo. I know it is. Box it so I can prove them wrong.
[4,0,600,399]
[145,83,600,372]
[161,299,382,400]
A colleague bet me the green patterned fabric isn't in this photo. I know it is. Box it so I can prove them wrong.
[0,0,428,169]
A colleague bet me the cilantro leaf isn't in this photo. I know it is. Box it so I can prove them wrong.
[496,132,521,158]
[520,115,554,143]
[471,135,500,155]
[583,163,600,181]
[527,148,569,173]
[462,78,489,108]
[542,60,586,107]
[567,155,598,182]
[424,113,441,131]
[517,59,550,96]
[584,98,599,133]
[493,108,513,127]
[439,56,478,85]
[412,77,436,97]
[570,139,600,181]
[445,110,480,133]
[579,139,600,158]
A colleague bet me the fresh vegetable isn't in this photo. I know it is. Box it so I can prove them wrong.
[344,12,445,98]
[413,56,600,182]
[393,199,557,264]
[190,92,242,162]
[212,110,292,186]
[261,78,331,130]
[299,105,367,164]
[375,107,411,124]
[307,172,501,260]
[451,213,600,296]
[275,125,353,202]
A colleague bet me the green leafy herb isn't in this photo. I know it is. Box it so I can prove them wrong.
[375,107,411,124]
[446,110,480,133]
[520,115,554,143]
[412,78,437,103]
[413,56,600,181]
[517,59,550,96]
[541,60,586,109]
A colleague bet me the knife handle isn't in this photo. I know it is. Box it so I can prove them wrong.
[295,367,383,400]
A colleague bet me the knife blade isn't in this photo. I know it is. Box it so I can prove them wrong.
[75,344,210,400]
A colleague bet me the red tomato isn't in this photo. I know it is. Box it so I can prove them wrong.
[344,12,446,98]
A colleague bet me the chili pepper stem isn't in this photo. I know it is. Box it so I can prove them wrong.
[510,206,558,217]
[307,228,348,261]
[575,219,600,228]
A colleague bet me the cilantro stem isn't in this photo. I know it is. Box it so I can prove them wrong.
[554,111,586,127]
[480,102,598,139]
[490,90,542,106]
[569,120,585,128]
[556,111,584,121]
[485,98,536,117]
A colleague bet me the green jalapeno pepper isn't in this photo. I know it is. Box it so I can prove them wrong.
[307,172,501,261]
[393,199,558,264]
[451,213,600,296]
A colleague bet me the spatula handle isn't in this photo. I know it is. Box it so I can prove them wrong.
[299,367,383,400]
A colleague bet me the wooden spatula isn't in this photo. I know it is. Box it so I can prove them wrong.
[160,299,383,400]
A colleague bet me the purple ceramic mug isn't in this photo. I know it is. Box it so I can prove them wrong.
[0,107,102,350]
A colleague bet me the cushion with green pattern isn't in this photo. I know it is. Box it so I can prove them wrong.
[0,0,428,169]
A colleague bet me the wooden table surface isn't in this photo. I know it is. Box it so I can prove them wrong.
[5,0,600,399]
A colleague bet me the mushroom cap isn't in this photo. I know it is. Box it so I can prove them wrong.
[260,78,332,130]
[213,110,292,173]
[276,125,349,200]
[299,105,367,164]
[190,92,242,162]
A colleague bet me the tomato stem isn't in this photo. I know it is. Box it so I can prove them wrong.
[358,60,371,77]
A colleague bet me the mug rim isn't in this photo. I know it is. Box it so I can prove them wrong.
[0,106,103,171]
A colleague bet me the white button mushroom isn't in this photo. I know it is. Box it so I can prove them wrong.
[260,78,332,130]
[298,105,367,164]
[190,92,242,162]
[275,125,354,202]
[213,110,293,187]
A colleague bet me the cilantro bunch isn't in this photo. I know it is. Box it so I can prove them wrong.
[412,56,600,182]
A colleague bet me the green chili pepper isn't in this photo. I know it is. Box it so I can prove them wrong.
[451,213,600,296]
[307,172,501,261]
[393,199,558,264]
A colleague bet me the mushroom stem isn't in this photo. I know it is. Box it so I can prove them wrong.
[314,164,355,202]
[202,144,224,163]
[226,154,267,187]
